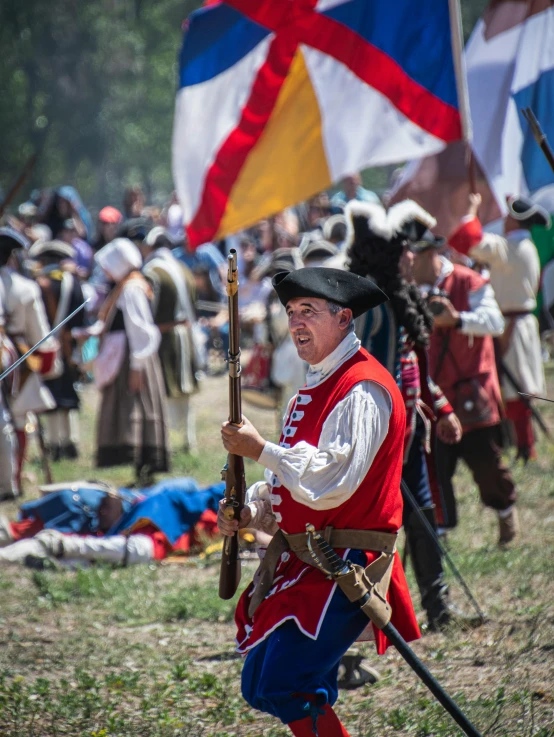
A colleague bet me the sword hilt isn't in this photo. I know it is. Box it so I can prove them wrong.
[305,523,349,577]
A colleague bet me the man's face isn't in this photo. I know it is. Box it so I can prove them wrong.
[101,221,119,242]
[411,248,441,286]
[343,174,361,197]
[286,297,352,365]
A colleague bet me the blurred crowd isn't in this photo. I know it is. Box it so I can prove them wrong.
[0,174,553,622]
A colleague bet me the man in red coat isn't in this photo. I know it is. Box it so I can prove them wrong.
[411,236,518,545]
[218,268,420,737]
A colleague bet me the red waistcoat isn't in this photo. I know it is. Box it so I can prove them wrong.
[235,347,420,655]
[430,264,502,430]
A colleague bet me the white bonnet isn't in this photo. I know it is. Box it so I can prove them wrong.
[96,238,142,282]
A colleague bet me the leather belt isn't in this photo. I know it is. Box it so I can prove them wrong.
[502,310,532,318]
[285,528,397,555]
[248,527,397,618]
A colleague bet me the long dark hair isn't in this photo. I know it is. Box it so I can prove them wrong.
[348,233,432,348]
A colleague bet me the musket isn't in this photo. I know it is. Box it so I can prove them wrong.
[304,524,483,737]
[522,108,554,173]
[499,359,552,441]
[0,300,89,384]
[0,300,88,487]
[519,391,554,404]
[219,249,246,600]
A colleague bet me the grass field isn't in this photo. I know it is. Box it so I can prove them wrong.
[0,370,553,737]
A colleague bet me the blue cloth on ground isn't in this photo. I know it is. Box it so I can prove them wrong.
[18,478,225,540]
[108,478,225,544]
[19,487,115,534]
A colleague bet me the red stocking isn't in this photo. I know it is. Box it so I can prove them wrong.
[15,430,27,493]
[10,518,43,541]
[505,399,536,460]
[288,704,351,737]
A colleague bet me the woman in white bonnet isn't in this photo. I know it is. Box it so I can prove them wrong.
[94,238,169,483]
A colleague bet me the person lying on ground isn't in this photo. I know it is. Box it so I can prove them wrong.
[0,477,224,566]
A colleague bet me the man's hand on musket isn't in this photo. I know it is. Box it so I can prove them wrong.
[217,500,252,537]
[221,415,265,461]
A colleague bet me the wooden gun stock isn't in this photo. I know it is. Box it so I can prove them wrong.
[219,453,245,599]
[219,249,246,600]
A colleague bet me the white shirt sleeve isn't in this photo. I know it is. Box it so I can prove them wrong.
[118,284,161,369]
[245,480,278,533]
[246,480,271,505]
[258,381,392,511]
[459,283,505,337]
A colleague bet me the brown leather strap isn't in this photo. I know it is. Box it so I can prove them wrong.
[248,527,397,618]
[248,530,289,617]
[502,310,532,318]
[285,529,397,555]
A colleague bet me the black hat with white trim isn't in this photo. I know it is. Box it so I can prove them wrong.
[386,200,445,250]
[28,239,76,261]
[0,227,30,252]
[507,196,551,229]
[299,236,339,263]
[272,267,387,318]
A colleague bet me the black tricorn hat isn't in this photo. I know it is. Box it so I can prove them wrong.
[28,239,76,261]
[272,267,388,318]
[0,227,29,252]
[118,217,153,242]
[409,228,446,252]
[508,196,551,229]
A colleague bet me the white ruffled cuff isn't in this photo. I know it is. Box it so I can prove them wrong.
[259,441,284,473]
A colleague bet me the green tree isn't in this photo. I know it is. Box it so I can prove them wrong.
[0,0,201,209]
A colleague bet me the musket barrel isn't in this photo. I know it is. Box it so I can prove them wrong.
[226,249,242,425]
[219,248,246,600]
